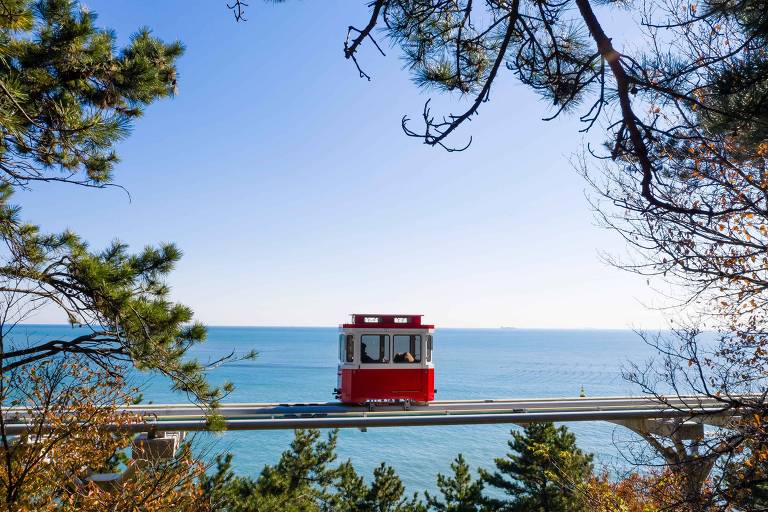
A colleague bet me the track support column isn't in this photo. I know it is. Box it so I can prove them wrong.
[611,418,714,506]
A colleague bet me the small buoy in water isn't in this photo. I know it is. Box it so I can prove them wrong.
[579,386,586,398]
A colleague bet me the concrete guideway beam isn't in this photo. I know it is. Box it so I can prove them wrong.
[119,395,744,418]
[0,405,737,435]
[3,394,744,422]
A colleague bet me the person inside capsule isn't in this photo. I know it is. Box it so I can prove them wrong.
[361,342,375,363]
[393,352,415,363]
[393,334,418,363]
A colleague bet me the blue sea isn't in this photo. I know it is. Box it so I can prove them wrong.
[12,326,658,493]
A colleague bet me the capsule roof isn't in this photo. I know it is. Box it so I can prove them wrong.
[342,314,434,329]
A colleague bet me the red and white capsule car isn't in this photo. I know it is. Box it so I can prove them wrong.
[335,314,435,404]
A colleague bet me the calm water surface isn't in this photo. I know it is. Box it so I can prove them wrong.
[13,326,657,493]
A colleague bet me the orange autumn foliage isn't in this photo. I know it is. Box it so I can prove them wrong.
[582,471,721,512]
[0,358,209,512]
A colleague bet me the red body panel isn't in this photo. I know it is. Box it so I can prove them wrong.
[340,367,434,403]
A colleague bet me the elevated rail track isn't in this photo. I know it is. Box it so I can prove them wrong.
[1,395,742,435]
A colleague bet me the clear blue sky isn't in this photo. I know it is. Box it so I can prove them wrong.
[20,1,665,328]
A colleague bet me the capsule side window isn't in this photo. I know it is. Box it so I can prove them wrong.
[345,335,354,362]
[427,335,433,362]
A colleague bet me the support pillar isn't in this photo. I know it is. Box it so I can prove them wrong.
[85,430,185,491]
[611,418,714,506]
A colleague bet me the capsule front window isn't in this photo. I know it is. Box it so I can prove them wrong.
[393,334,421,363]
[360,334,390,363]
